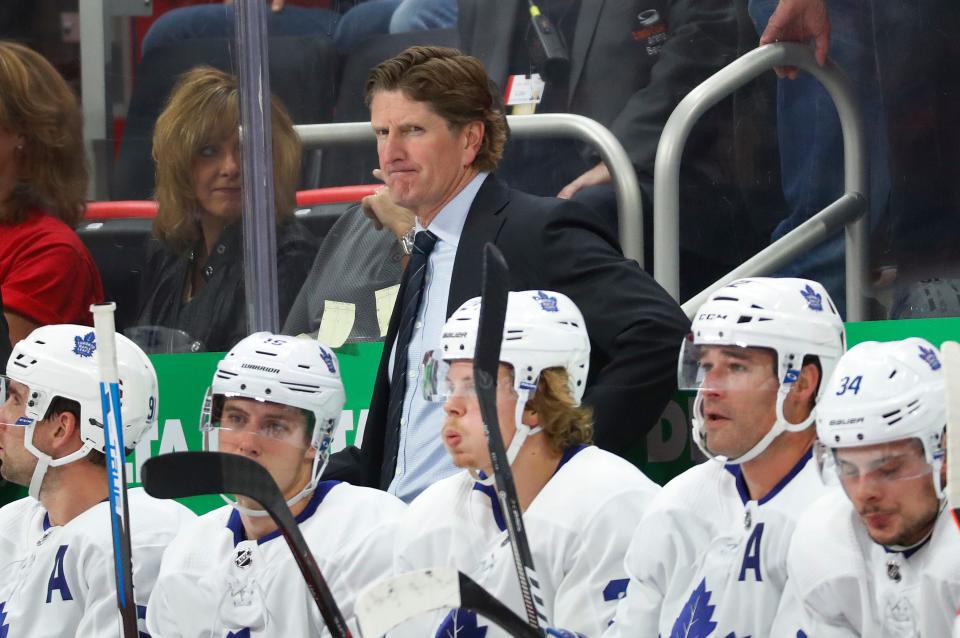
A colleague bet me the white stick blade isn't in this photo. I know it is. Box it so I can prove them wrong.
[355,567,461,637]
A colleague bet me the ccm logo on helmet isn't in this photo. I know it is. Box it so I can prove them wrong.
[828,417,865,426]
[697,313,728,321]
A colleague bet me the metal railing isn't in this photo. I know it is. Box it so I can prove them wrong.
[653,42,869,321]
[295,112,645,263]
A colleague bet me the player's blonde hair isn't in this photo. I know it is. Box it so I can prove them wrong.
[526,367,593,452]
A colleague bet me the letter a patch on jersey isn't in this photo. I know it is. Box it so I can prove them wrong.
[670,578,718,638]
[738,523,765,582]
[46,545,74,603]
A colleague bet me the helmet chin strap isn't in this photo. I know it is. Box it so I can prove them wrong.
[23,422,97,500]
[227,448,326,518]
[472,389,542,486]
[693,384,815,466]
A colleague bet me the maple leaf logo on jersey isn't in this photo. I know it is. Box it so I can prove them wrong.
[436,609,487,637]
[918,345,941,371]
[669,578,718,638]
[533,290,559,312]
[72,332,97,358]
[800,285,823,312]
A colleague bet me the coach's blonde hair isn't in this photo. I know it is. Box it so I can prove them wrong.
[151,66,301,256]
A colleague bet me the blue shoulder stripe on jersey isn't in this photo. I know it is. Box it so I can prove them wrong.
[226,480,342,546]
[555,444,589,475]
[472,481,508,533]
[724,448,813,505]
[472,445,589,533]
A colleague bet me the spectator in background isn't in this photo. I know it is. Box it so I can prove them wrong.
[141,0,457,59]
[0,41,104,346]
[459,0,760,298]
[133,67,316,353]
[324,46,689,501]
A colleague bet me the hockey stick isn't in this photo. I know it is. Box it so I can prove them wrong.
[91,302,139,638]
[141,451,353,638]
[943,341,960,530]
[474,243,549,630]
[355,567,542,637]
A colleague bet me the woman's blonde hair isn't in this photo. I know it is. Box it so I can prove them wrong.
[526,367,594,453]
[151,66,301,256]
[0,42,86,227]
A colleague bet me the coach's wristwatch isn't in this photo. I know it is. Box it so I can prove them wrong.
[399,227,416,255]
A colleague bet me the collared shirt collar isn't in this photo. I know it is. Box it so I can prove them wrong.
[416,172,489,248]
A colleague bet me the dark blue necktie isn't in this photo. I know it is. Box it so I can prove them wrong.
[385,230,439,445]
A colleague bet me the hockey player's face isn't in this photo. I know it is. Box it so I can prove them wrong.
[0,379,37,484]
[697,347,779,458]
[370,90,482,224]
[441,361,518,473]
[835,439,941,546]
[192,132,242,223]
[217,398,314,503]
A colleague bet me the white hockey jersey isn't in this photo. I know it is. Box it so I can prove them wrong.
[146,480,406,637]
[771,489,960,637]
[0,487,194,637]
[392,445,660,637]
[606,449,829,638]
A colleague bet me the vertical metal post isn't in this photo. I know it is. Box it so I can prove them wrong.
[236,0,280,334]
[79,0,112,200]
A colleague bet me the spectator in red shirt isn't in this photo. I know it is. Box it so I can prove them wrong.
[0,42,104,346]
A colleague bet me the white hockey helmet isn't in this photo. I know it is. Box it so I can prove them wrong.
[424,290,590,469]
[815,338,946,497]
[680,277,845,464]
[2,324,158,497]
[201,332,346,513]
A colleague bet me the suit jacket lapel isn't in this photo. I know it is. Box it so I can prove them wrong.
[448,174,511,316]
[568,0,605,104]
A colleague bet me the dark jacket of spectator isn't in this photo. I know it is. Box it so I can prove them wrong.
[136,220,316,353]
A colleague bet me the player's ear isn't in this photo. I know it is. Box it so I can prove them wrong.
[47,411,80,455]
[522,406,539,428]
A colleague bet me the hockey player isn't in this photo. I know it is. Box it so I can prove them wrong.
[0,324,194,636]
[146,332,406,636]
[393,290,660,637]
[772,337,960,636]
[604,277,846,637]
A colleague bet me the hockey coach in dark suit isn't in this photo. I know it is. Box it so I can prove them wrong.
[326,45,689,501]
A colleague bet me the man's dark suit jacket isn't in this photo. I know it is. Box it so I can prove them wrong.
[326,174,690,489]
[458,0,773,275]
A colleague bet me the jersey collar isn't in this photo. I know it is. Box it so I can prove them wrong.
[724,448,813,506]
[472,444,589,532]
[226,480,340,546]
